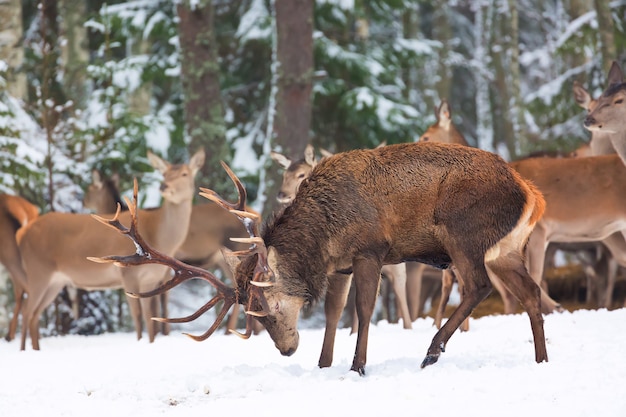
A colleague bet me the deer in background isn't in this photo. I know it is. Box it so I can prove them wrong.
[425,88,626,315]
[270,144,414,333]
[96,142,548,375]
[581,60,626,307]
[569,79,622,307]
[82,168,258,334]
[0,194,39,342]
[16,149,205,350]
[83,169,168,335]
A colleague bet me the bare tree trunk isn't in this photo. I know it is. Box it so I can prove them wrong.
[505,0,527,156]
[402,5,419,103]
[59,0,89,108]
[0,0,26,99]
[128,38,152,116]
[177,0,230,195]
[263,0,314,216]
[40,0,62,212]
[473,0,495,153]
[490,0,524,159]
[568,0,593,84]
[432,2,452,104]
[593,0,616,74]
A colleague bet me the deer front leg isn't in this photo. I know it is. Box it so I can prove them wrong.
[319,273,351,368]
[351,257,382,376]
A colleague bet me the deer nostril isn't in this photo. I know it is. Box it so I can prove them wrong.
[160,183,167,192]
[281,347,296,357]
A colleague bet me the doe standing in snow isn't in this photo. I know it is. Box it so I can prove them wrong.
[96,141,548,375]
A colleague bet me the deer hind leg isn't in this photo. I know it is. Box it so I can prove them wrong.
[7,283,25,342]
[160,292,170,335]
[421,256,492,368]
[406,262,425,321]
[486,255,548,364]
[141,296,161,343]
[351,257,383,376]
[526,227,562,313]
[125,295,143,340]
[22,281,65,350]
[385,263,412,329]
[318,273,352,368]
[434,269,455,329]
[488,273,519,314]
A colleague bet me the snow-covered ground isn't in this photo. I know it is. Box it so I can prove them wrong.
[2,308,625,417]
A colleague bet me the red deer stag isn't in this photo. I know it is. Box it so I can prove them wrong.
[16,149,205,350]
[271,144,413,332]
[94,142,548,375]
[0,194,39,341]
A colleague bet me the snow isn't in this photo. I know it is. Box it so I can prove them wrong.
[2,308,625,417]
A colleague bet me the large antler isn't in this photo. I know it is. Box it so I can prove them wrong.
[199,162,275,326]
[88,176,260,340]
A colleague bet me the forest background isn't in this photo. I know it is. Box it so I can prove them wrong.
[0,0,625,338]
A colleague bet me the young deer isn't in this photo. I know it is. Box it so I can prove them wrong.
[96,141,548,375]
[82,168,258,335]
[17,149,205,350]
[0,194,39,341]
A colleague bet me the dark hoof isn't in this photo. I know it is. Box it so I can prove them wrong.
[350,364,366,376]
[421,354,439,368]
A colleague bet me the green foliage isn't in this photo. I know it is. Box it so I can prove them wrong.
[312,1,433,152]
[0,65,46,203]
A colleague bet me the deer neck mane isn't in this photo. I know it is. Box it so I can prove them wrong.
[262,203,330,303]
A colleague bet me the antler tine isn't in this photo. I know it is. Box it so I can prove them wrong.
[197,162,274,320]
[89,177,238,340]
[199,161,246,211]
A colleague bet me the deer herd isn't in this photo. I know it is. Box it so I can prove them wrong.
[1,61,625,375]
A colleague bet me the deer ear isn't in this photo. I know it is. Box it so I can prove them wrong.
[271,151,292,169]
[91,169,103,188]
[147,151,170,173]
[304,144,316,167]
[572,81,592,110]
[189,148,206,177]
[437,100,451,131]
[220,247,242,273]
[607,61,624,89]
[268,246,280,280]
[319,148,334,159]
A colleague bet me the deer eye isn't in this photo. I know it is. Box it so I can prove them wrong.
[297,173,306,179]
[615,99,623,105]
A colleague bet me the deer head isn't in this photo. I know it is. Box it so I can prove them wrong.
[270,144,318,205]
[418,99,469,146]
[584,61,625,134]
